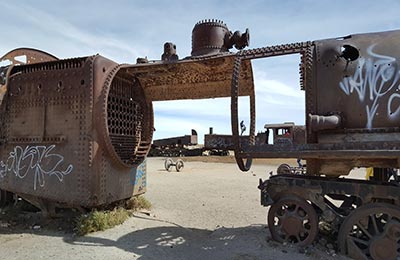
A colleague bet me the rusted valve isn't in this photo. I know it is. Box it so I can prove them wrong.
[191,19,250,56]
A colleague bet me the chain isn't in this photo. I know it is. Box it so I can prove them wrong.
[231,41,314,171]
[238,41,313,60]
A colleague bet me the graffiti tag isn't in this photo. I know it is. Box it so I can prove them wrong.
[339,44,400,129]
[0,145,73,190]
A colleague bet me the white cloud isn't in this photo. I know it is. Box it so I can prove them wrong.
[0,2,150,61]
[256,78,303,99]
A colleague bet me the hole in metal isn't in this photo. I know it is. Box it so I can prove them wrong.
[340,45,359,61]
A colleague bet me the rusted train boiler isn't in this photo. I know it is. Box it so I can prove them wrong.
[0,20,253,215]
[0,48,154,215]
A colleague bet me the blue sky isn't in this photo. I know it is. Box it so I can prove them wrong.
[1,0,400,142]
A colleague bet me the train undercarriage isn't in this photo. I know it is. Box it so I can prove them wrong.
[258,172,400,259]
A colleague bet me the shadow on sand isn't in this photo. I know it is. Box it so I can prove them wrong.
[66,221,273,260]
[62,214,338,260]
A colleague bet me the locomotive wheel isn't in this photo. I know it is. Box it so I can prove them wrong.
[164,158,174,172]
[175,159,184,172]
[277,163,291,175]
[267,195,318,246]
[338,203,400,260]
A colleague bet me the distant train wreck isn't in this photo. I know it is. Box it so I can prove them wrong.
[149,126,270,157]
[149,130,202,157]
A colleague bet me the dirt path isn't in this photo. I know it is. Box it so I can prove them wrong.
[0,157,350,260]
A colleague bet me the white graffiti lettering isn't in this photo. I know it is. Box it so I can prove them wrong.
[0,145,73,190]
[388,93,400,118]
[339,44,400,129]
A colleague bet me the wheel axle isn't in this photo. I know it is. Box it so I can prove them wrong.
[164,158,184,172]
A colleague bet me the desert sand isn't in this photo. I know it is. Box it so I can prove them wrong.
[0,157,352,260]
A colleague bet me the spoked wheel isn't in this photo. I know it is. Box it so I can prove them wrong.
[338,203,400,260]
[164,158,174,172]
[175,159,184,172]
[268,195,318,246]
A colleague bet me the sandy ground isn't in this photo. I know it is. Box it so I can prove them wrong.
[0,157,353,260]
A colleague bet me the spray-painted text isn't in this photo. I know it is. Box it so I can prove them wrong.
[0,145,73,190]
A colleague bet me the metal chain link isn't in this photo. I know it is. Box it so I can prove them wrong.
[231,41,313,171]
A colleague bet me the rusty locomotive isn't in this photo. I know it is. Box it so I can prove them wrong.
[231,29,400,259]
[1,19,400,259]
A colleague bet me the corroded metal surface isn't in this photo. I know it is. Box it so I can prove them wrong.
[0,48,59,103]
[204,134,252,150]
[99,64,153,167]
[0,47,58,65]
[153,129,198,147]
[230,42,312,171]
[191,19,249,56]
[264,123,306,146]
[182,22,400,258]
[260,174,400,209]
[150,130,199,157]
[0,52,151,208]
[267,194,318,246]
[338,203,400,260]
[229,30,400,176]
[0,20,255,209]
[259,173,400,250]
[123,55,254,102]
